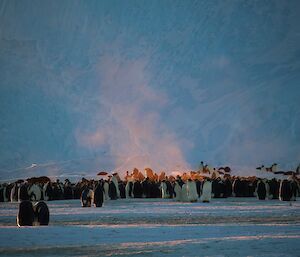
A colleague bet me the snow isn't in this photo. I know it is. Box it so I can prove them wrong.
[0,198,299,256]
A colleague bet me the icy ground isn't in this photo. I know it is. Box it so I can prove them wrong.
[0,198,300,256]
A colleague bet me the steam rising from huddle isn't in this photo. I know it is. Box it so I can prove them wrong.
[77,55,190,174]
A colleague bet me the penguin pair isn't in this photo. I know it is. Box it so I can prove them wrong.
[80,184,104,207]
[17,201,49,227]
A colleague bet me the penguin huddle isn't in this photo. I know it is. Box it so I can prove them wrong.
[17,200,49,227]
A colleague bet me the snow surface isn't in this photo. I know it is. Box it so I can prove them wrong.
[0,198,299,256]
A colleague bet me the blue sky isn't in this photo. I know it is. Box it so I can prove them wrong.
[0,0,300,178]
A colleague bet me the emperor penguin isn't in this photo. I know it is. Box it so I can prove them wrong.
[161,181,170,199]
[93,183,104,207]
[10,183,19,202]
[109,181,118,200]
[256,179,267,200]
[180,183,189,202]
[28,184,42,202]
[43,182,52,201]
[125,180,133,198]
[187,179,198,202]
[80,187,94,207]
[111,175,120,199]
[33,201,50,225]
[103,181,110,201]
[279,179,292,201]
[200,179,212,203]
[3,184,8,202]
[17,200,35,227]
[18,183,29,202]
[174,181,182,201]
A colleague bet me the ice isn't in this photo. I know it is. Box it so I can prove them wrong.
[0,198,299,256]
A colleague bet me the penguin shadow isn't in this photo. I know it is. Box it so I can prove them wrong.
[17,200,49,227]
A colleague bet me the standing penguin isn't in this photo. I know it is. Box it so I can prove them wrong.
[187,179,198,202]
[17,200,35,227]
[10,183,19,202]
[268,178,280,199]
[256,179,267,200]
[33,201,49,225]
[3,183,9,202]
[180,183,189,202]
[28,183,42,202]
[279,179,292,201]
[200,179,212,203]
[111,175,120,199]
[103,181,110,200]
[80,186,93,207]
[43,181,53,201]
[18,183,29,202]
[160,181,170,199]
[0,184,4,202]
[290,179,298,201]
[125,180,133,198]
[109,181,117,200]
[174,181,182,201]
[166,180,174,199]
[94,183,104,207]
[132,181,143,198]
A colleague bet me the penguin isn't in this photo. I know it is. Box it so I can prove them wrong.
[212,178,221,198]
[119,182,126,199]
[279,179,292,201]
[18,183,29,202]
[43,182,53,201]
[80,187,93,207]
[125,181,133,198]
[63,183,73,200]
[5,183,14,202]
[33,201,49,225]
[103,181,110,200]
[233,178,243,197]
[142,178,151,198]
[160,181,170,199]
[52,183,63,200]
[132,181,143,198]
[224,178,232,197]
[3,183,9,202]
[268,178,280,199]
[93,183,104,207]
[109,181,117,200]
[166,180,174,199]
[200,179,212,203]
[0,184,4,202]
[28,183,42,202]
[151,181,161,198]
[180,183,189,202]
[195,180,202,198]
[10,183,19,202]
[187,179,198,202]
[17,200,35,227]
[290,179,298,201]
[256,179,267,200]
[174,181,182,201]
[111,175,120,199]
